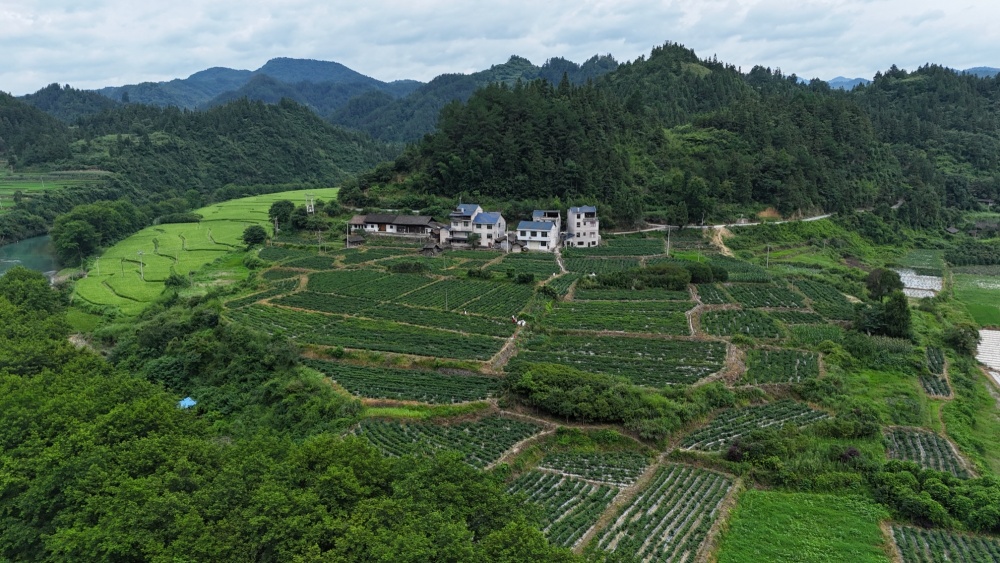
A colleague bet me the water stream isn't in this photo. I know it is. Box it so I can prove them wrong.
[0,235,60,279]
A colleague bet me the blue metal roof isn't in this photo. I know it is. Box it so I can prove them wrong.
[569,205,597,214]
[451,203,480,217]
[472,211,503,225]
[517,220,557,231]
[532,210,560,219]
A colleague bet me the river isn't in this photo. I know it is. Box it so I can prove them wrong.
[0,235,60,279]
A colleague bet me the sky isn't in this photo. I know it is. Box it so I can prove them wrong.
[3,0,999,95]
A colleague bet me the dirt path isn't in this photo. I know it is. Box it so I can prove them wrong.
[554,246,568,274]
[489,324,523,372]
[880,522,904,563]
[709,227,734,257]
[486,427,557,470]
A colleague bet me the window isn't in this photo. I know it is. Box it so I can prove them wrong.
[464,221,469,227]
[576,222,581,228]
[578,241,584,246]
[520,231,526,237]
[531,231,537,237]
[476,224,482,229]
[487,233,493,239]
[487,224,493,230]
[541,231,548,237]
[541,241,547,247]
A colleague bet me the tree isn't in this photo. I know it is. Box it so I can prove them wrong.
[51,219,100,265]
[242,225,267,248]
[268,200,295,230]
[880,290,912,338]
[866,268,903,301]
[944,322,981,355]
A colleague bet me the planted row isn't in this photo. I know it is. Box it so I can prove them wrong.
[304,359,499,403]
[509,471,618,548]
[726,284,805,308]
[681,400,829,452]
[792,279,855,320]
[356,416,542,468]
[742,349,820,385]
[596,464,733,562]
[573,287,690,301]
[545,300,692,335]
[885,428,969,478]
[538,452,649,486]
[701,309,784,338]
[892,525,1000,563]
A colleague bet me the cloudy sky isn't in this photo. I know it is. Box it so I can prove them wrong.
[3,0,998,95]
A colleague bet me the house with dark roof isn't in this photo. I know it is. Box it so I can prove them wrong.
[349,214,438,237]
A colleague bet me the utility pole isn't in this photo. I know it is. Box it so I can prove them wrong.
[666,226,671,256]
[137,251,145,280]
[766,245,771,269]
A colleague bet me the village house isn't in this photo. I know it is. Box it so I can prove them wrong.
[516,220,559,252]
[531,210,561,233]
[565,205,600,247]
[445,203,506,248]
[349,214,439,237]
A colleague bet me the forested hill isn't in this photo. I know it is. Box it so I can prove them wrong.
[0,95,397,243]
[382,43,899,226]
[20,83,121,123]
[330,54,619,143]
[371,43,1000,228]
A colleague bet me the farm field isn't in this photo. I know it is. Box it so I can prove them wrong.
[571,236,665,256]
[681,400,829,451]
[544,299,692,334]
[72,187,336,315]
[514,334,726,386]
[696,284,732,304]
[717,491,890,563]
[508,471,618,548]
[742,349,820,384]
[563,256,642,274]
[884,428,970,477]
[595,464,733,562]
[791,279,856,320]
[538,452,650,486]
[953,274,1000,326]
[726,283,805,308]
[303,359,500,403]
[701,309,784,338]
[355,415,542,468]
[572,286,690,301]
[920,346,951,397]
[891,525,1000,563]
[0,168,111,214]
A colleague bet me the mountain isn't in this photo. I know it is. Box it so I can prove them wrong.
[0,91,72,166]
[331,54,619,143]
[962,66,1000,78]
[827,76,871,90]
[19,83,121,123]
[92,58,422,110]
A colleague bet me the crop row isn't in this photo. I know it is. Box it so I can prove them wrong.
[792,279,855,320]
[303,359,499,403]
[515,335,726,386]
[596,464,733,562]
[461,283,537,318]
[307,269,388,294]
[572,237,665,257]
[224,280,298,309]
[544,274,579,297]
[538,452,649,486]
[710,257,771,283]
[696,284,732,304]
[766,310,825,325]
[258,246,313,263]
[262,268,301,281]
[743,349,820,384]
[284,255,338,270]
[789,324,845,347]
[508,471,618,548]
[325,272,435,300]
[340,247,415,264]
[545,300,692,335]
[396,278,498,310]
[726,284,805,308]
[920,373,952,398]
[356,416,542,468]
[701,309,784,338]
[892,525,1000,563]
[573,287,690,301]
[488,253,562,277]
[885,428,969,478]
[226,305,505,360]
[681,400,829,451]
[926,346,945,375]
[564,257,643,275]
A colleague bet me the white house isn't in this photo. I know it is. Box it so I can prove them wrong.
[565,205,600,247]
[349,214,438,237]
[447,203,505,248]
[516,220,558,252]
[531,210,561,233]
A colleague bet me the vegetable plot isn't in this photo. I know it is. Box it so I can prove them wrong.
[538,452,649,486]
[921,346,951,397]
[726,284,805,308]
[681,400,829,452]
[545,300,692,335]
[356,416,542,468]
[885,428,969,477]
[791,279,855,320]
[564,257,642,274]
[892,525,1000,563]
[508,471,618,548]
[304,359,500,403]
[701,309,783,338]
[696,284,732,305]
[515,335,726,386]
[596,464,733,562]
[742,349,820,384]
[573,287,690,301]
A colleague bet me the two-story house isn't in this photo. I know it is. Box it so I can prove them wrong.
[446,203,505,248]
[531,210,561,233]
[516,220,558,252]
[565,205,600,248]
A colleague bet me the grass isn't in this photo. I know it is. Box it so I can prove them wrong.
[716,490,890,563]
[953,274,1000,326]
[71,187,336,316]
[362,402,490,420]
[65,307,104,333]
[0,167,111,214]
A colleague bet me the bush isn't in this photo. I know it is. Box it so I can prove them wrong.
[683,262,715,283]
[467,268,493,280]
[513,273,535,284]
[389,261,429,274]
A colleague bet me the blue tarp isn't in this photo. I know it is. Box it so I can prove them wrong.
[178,397,197,409]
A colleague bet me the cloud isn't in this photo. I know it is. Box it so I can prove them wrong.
[1,0,1000,95]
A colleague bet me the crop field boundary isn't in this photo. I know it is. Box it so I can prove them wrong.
[698,477,744,563]
[880,521,905,563]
